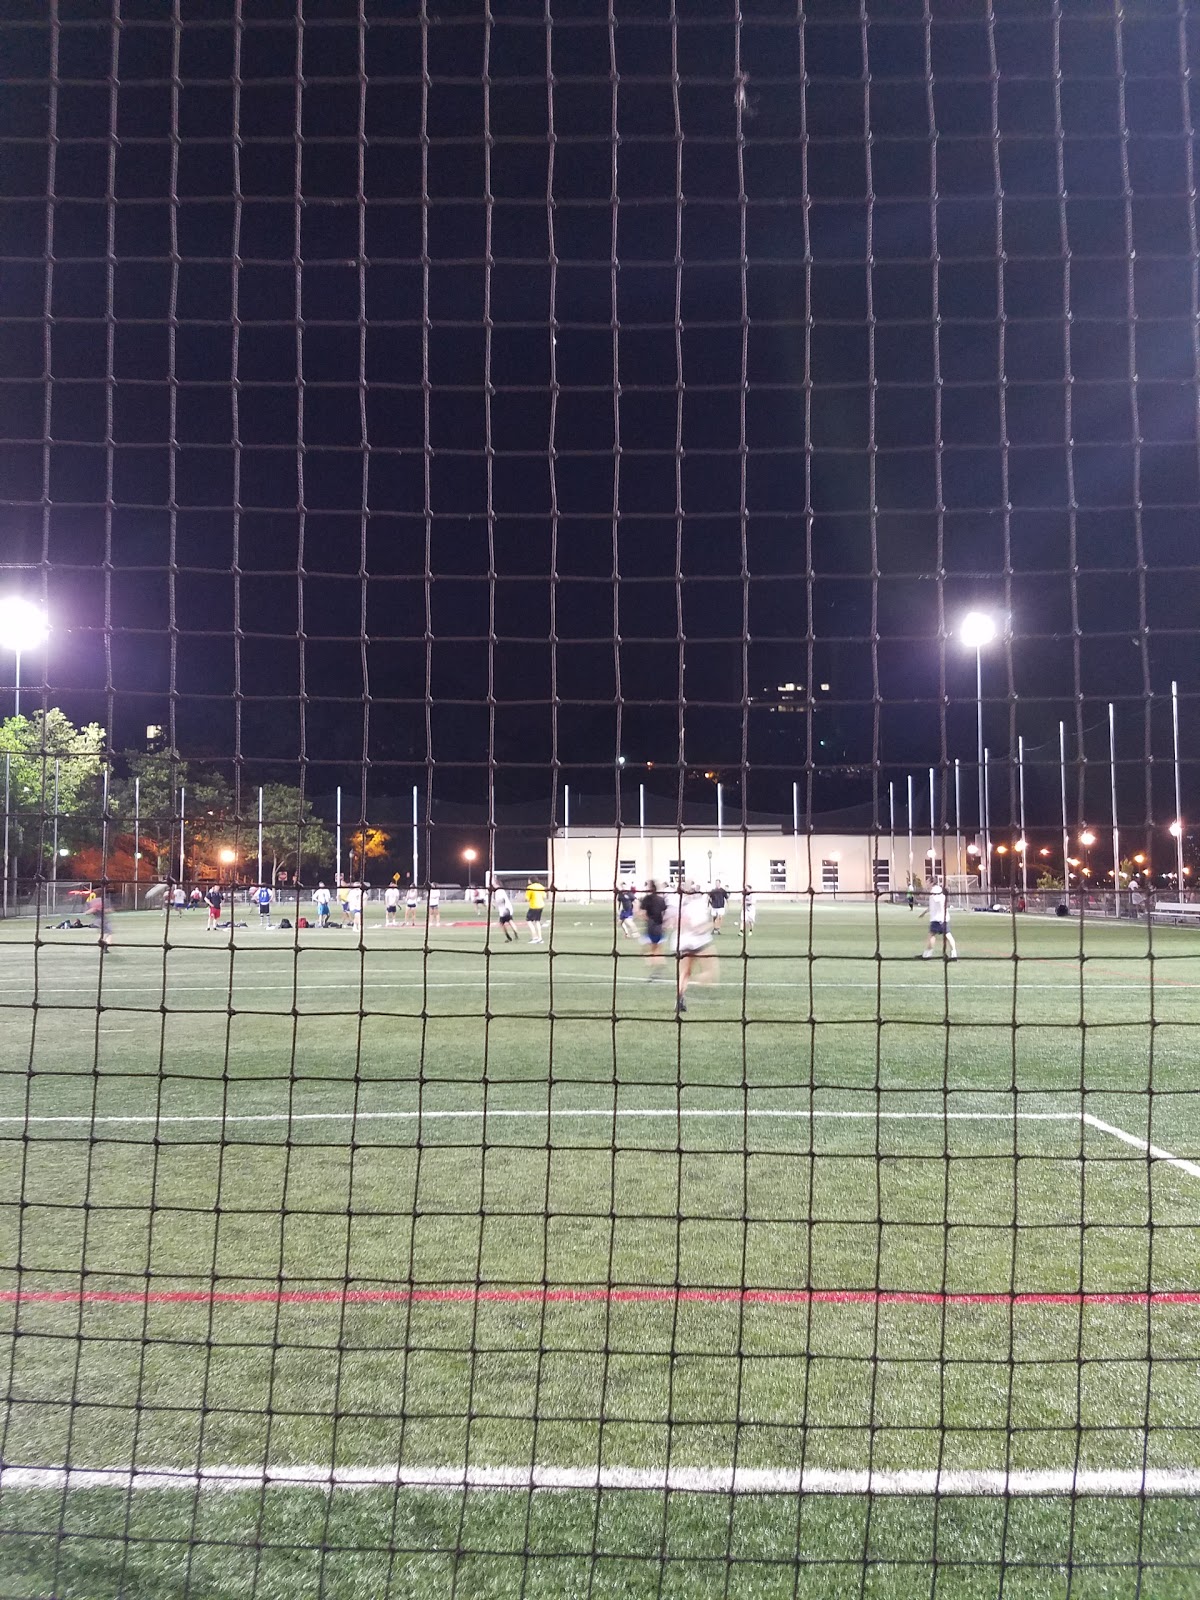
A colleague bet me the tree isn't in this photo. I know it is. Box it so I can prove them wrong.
[347,825,390,881]
[253,784,333,884]
[107,752,232,880]
[0,710,106,870]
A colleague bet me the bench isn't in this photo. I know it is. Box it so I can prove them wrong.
[1149,901,1200,925]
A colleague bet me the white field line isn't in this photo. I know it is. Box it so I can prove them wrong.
[6,1106,1196,1185]
[1,1461,1197,1498]
[0,1108,1086,1128]
[0,976,1189,995]
[1082,1113,1200,1182]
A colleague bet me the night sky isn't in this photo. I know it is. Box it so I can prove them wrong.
[1,0,1198,859]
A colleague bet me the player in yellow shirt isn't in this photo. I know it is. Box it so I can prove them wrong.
[525,879,547,944]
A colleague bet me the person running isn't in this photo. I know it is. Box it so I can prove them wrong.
[617,882,637,939]
[171,883,187,915]
[313,881,331,928]
[672,881,717,1014]
[919,880,958,961]
[492,881,517,942]
[189,886,204,910]
[205,883,222,931]
[383,881,400,927]
[740,885,757,936]
[428,885,441,926]
[708,879,728,933]
[255,883,272,929]
[525,878,547,944]
[404,883,419,925]
[638,879,668,978]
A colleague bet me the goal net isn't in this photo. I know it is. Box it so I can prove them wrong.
[0,5,1196,1596]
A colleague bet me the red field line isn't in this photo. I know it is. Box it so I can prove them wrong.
[2,1286,1198,1310]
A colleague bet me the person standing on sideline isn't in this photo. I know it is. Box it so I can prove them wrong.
[672,881,717,1014]
[383,881,400,927]
[345,881,364,934]
[205,882,222,931]
[906,883,916,911]
[404,883,419,925]
[617,883,637,939]
[313,882,331,928]
[919,880,958,961]
[525,878,547,943]
[708,880,728,933]
[638,880,668,978]
[740,885,757,936]
[255,883,272,929]
[492,881,517,942]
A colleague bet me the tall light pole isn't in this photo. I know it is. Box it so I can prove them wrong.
[463,847,477,891]
[1171,680,1185,894]
[960,611,999,892]
[0,598,49,916]
[0,596,49,718]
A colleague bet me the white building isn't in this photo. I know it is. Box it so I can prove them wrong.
[546,827,969,901]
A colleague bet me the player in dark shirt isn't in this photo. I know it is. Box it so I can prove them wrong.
[708,880,728,933]
[638,882,668,979]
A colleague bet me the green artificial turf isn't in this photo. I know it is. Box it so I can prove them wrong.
[1,901,1198,1597]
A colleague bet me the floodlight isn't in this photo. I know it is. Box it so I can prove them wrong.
[0,596,48,656]
[959,611,998,650]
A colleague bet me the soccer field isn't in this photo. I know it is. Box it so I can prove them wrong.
[2,901,1200,1597]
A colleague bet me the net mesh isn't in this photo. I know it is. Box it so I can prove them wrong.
[1,2,1198,1594]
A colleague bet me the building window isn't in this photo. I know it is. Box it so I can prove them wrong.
[821,859,839,892]
[769,858,787,890]
[668,859,685,885]
[873,857,890,892]
[618,859,637,877]
[926,855,943,883]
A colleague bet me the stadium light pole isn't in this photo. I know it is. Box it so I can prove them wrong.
[1171,680,1185,893]
[0,595,49,718]
[960,611,999,891]
[463,847,477,890]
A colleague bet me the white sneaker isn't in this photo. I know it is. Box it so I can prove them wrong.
[921,951,932,960]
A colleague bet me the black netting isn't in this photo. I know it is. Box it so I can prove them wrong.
[0,4,1198,1596]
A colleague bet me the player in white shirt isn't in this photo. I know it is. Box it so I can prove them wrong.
[740,886,756,935]
[313,882,331,928]
[383,882,401,927]
[345,882,364,933]
[404,885,419,925]
[671,883,718,1015]
[920,882,958,961]
[491,883,517,943]
[428,886,441,926]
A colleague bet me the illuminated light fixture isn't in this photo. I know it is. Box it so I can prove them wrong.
[1169,821,1183,839]
[959,611,998,650]
[1079,830,1096,847]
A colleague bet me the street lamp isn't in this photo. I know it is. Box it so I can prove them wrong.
[463,847,477,890]
[960,611,999,891]
[219,847,236,883]
[0,596,48,717]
